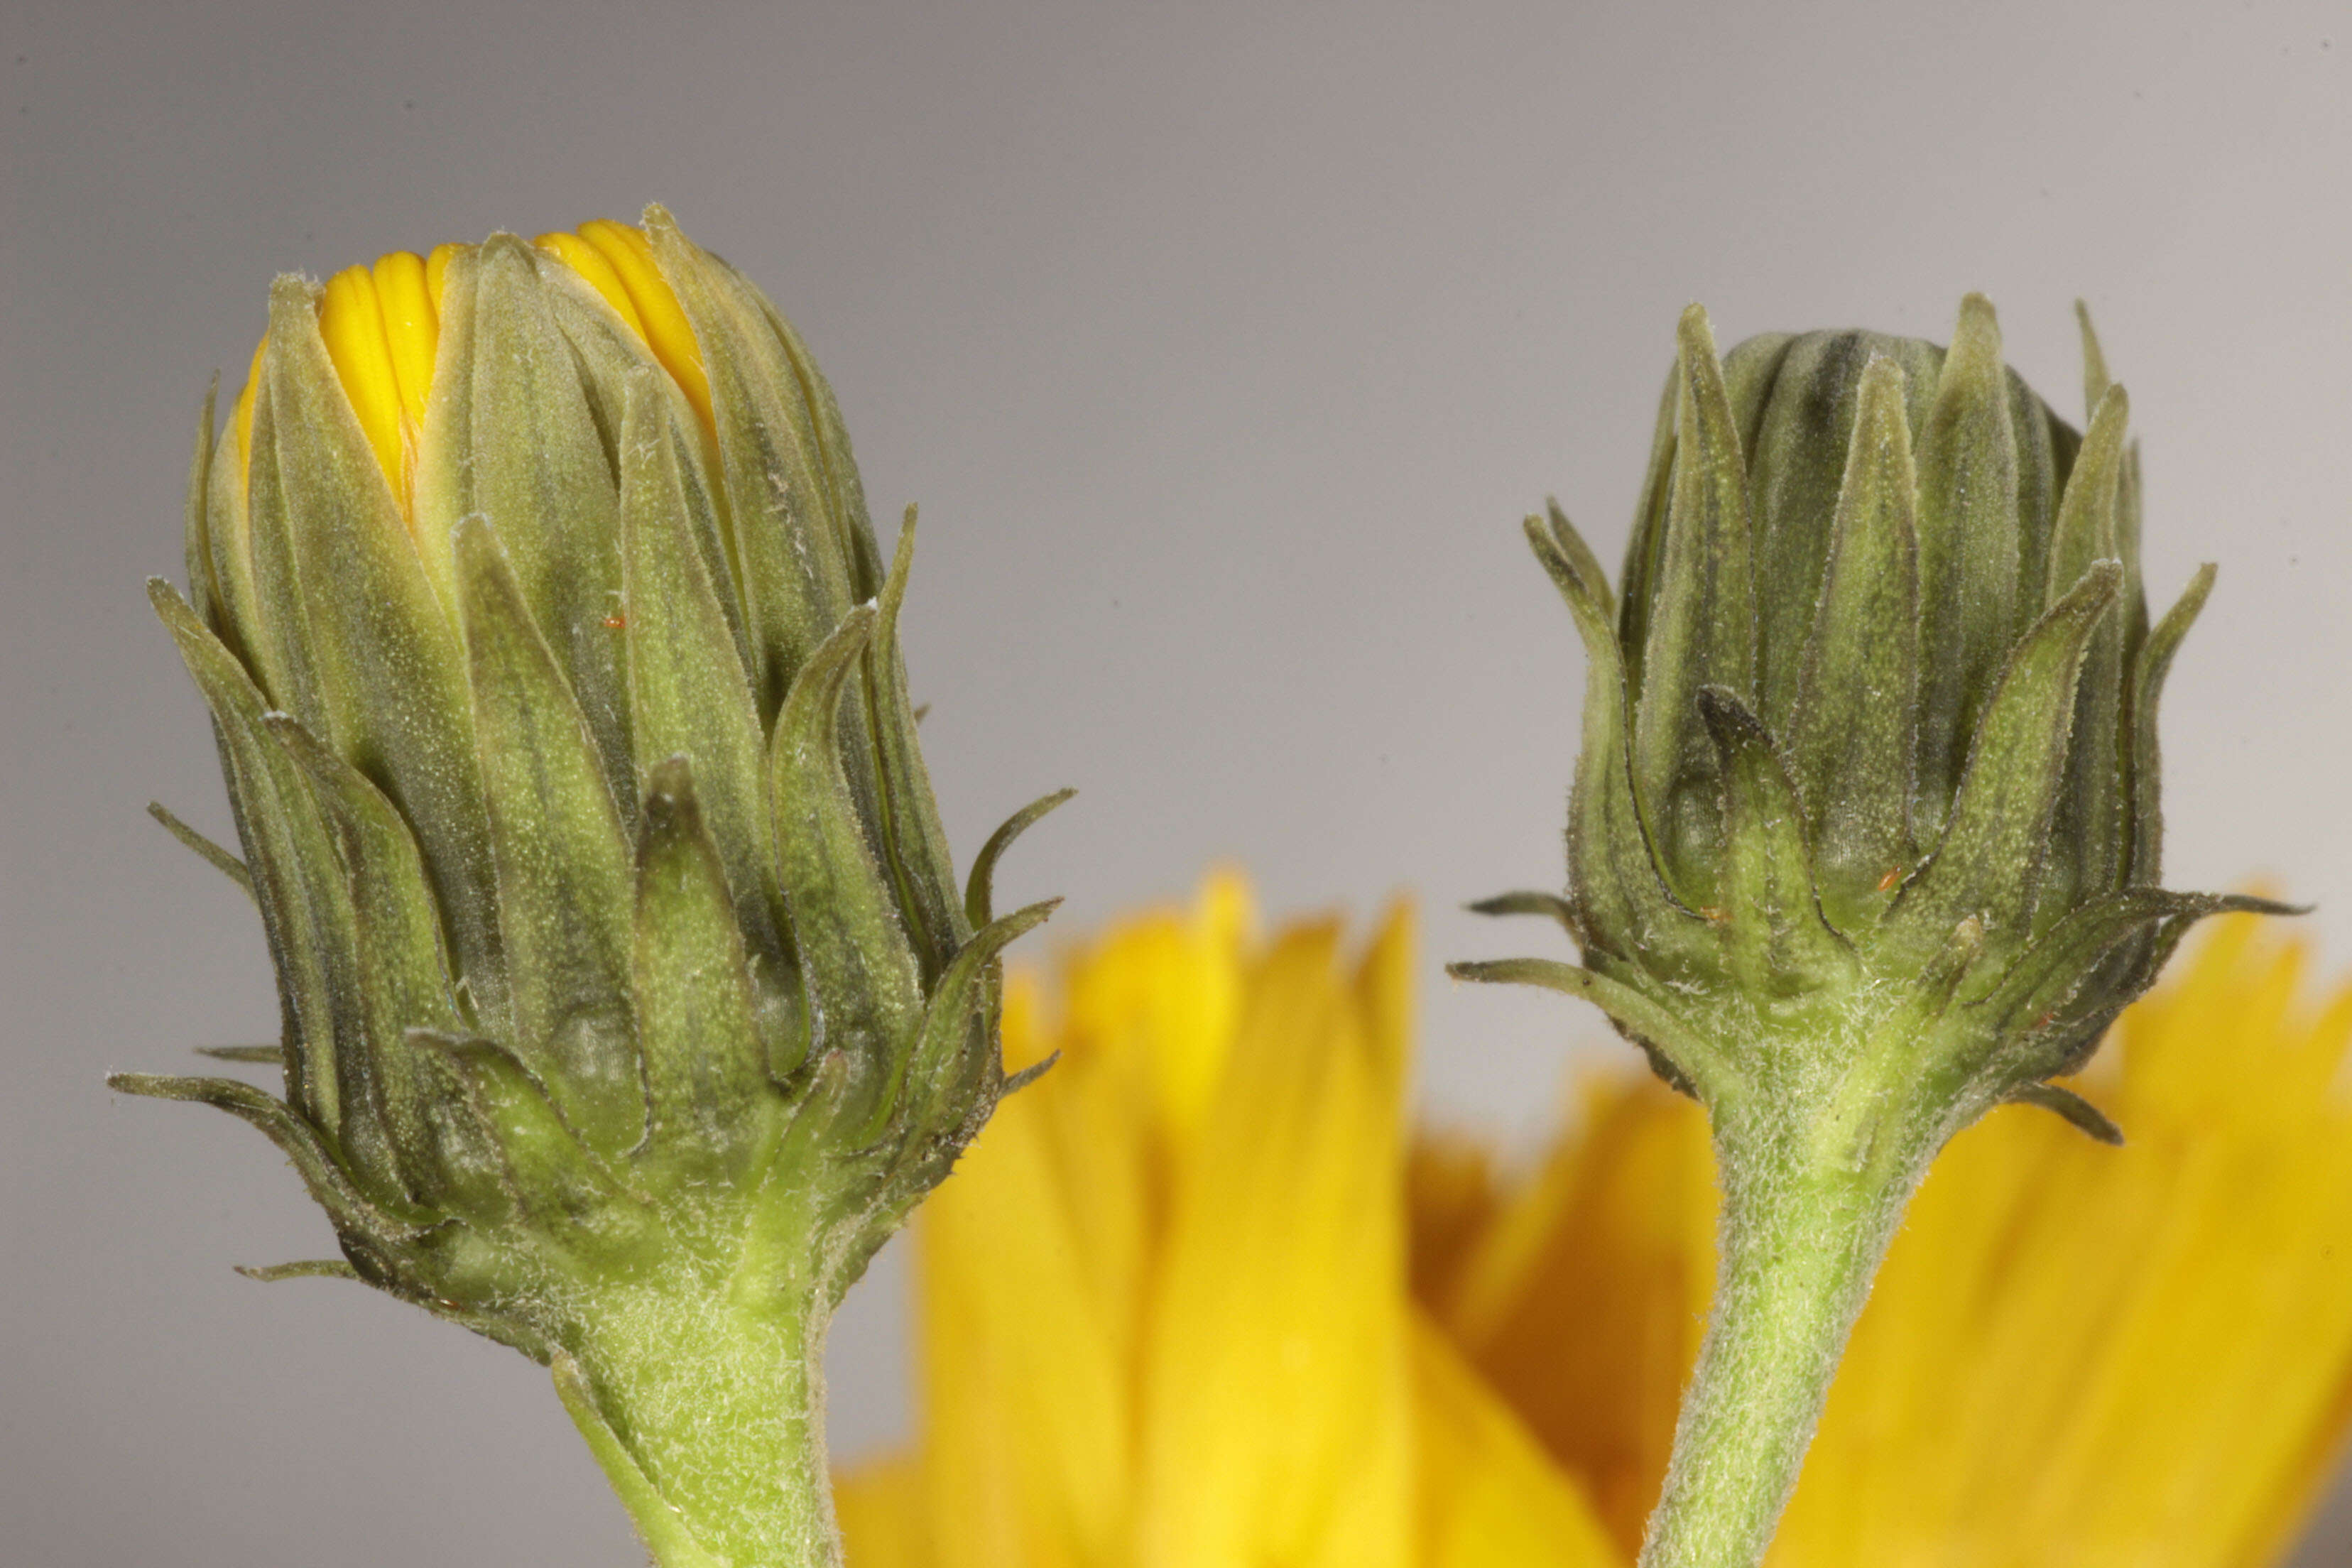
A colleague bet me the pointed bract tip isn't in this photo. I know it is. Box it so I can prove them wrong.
[1676,303,1719,364]
[2075,557,2126,601]
[1856,351,1910,401]
[2076,300,2115,415]
[982,895,1067,935]
[474,230,538,263]
[1692,682,1755,734]
[2013,1080,2126,1144]
[1949,293,2003,361]
[448,511,496,555]
[646,752,697,795]
[2089,381,2130,433]
[2214,893,2315,918]
[195,1045,282,1063]
[638,755,703,831]
[106,1070,187,1099]
[235,1259,360,1283]
[1003,1050,1060,1096]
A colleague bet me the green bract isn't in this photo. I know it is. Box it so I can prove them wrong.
[121,208,1063,1567]
[1457,297,2289,1568]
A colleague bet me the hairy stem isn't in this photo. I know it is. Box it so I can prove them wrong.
[1636,1098,1934,1568]
[557,1275,839,1568]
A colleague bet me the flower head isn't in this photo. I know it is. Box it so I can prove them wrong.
[1469,299,2288,1146]
[124,208,1061,1564]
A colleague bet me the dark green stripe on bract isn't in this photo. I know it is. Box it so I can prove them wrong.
[1886,561,2121,959]
[767,603,925,1113]
[1784,354,1920,915]
[866,514,969,979]
[632,757,778,1187]
[1633,307,1757,892]
[646,216,854,722]
[615,365,791,1024]
[2123,563,2216,887]
[1744,331,1939,739]
[264,714,466,1208]
[1912,297,2020,821]
[2037,389,2133,925]
[463,239,637,817]
[454,518,641,1160]
[1699,687,1854,1002]
[183,379,220,631]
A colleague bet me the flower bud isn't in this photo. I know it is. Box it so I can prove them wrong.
[122,208,1062,1562]
[1473,296,2287,1148]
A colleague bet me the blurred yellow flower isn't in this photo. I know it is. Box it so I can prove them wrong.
[840,879,2352,1568]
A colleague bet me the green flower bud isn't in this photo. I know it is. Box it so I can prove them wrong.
[121,208,1064,1566]
[1475,295,2282,1139]
[1457,298,2291,1568]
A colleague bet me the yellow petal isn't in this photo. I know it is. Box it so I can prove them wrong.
[1410,1311,1622,1568]
[833,1453,928,1568]
[1133,917,1414,1568]
[575,218,712,428]
[230,336,266,491]
[1408,1134,1501,1306]
[225,219,718,530]
[535,229,650,342]
[1432,1074,1714,1556]
[423,241,463,316]
[1061,873,1253,1150]
[912,1012,1139,1568]
[315,262,406,501]
[369,250,437,440]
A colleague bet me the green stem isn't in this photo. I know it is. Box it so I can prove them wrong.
[1635,1099,1934,1568]
[555,1277,839,1568]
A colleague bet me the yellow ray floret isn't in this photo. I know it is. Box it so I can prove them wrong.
[226,219,707,519]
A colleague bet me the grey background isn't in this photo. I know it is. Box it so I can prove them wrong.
[7,0,2351,1562]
